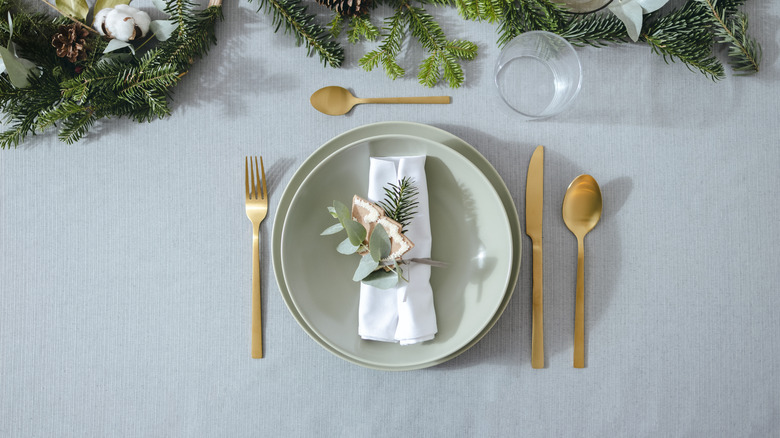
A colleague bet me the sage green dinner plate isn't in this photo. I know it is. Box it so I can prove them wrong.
[271,122,522,370]
[280,135,512,369]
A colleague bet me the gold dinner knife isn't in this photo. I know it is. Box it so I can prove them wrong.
[526,146,544,369]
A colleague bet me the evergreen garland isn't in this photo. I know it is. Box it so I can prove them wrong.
[0,0,222,148]
[247,0,343,67]
[262,0,761,87]
[0,0,763,147]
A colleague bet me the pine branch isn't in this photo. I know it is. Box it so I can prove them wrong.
[417,53,441,87]
[249,0,344,67]
[496,0,567,47]
[378,177,419,233]
[359,10,406,79]
[455,0,506,23]
[59,110,96,144]
[153,4,223,71]
[694,0,760,74]
[445,39,478,60]
[642,0,725,80]
[346,15,380,43]
[418,0,454,5]
[496,1,523,47]
[328,14,344,38]
[0,69,62,148]
[560,12,629,47]
[721,11,761,74]
[404,3,478,87]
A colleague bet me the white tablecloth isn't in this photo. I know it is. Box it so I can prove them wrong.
[1,0,778,436]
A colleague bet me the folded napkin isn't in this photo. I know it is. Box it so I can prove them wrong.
[358,156,437,345]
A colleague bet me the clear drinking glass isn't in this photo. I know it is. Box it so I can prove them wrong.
[494,31,582,120]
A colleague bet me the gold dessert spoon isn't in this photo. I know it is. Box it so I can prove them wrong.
[562,174,602,369]
[310,86,450,116]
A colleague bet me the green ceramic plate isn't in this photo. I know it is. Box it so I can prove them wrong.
[280,135,512,368]
[271,122,522,370]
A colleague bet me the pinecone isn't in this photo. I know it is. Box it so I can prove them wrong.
[317,0,371,17]
[51,23,90,63]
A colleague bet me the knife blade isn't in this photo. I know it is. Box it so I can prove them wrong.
[526,145,544,369]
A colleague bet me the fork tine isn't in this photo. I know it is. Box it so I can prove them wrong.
[250,156,257,199]
[254,156,262,200]
[252,157,259,199]
[245,156,250,198]
[260,156,267,200]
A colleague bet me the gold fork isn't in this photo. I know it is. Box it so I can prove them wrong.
[245,156,268,359]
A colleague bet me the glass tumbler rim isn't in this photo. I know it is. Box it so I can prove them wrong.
[493,30,582,120]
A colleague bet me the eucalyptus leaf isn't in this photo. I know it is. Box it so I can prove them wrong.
[0,46,36,88]
[150,20,177,41]
[320,222,343,235]
[362,270,399,289]
[333,200,351,225]
[369,224,391,262]
[94,0,130,15]
[56,0,90,20]
[336,238,359,255]
[353,254,379,282]
[343,219,366,247]
[327,206,337,218]
[104,38,135,54]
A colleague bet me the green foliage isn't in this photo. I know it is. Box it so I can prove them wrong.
[56,0,89,21]
[362,268,402,289]
[496,0,567,46]
[642,0,725,80]
[248,0,344,67]
[353,253,380,281]
[377,177,419,233]
[323,192,413,288]
[0,0,763,146]
[347,15,380,43]
[493,0,760,79]
[0,0,223,148]
[359,10,407,80]
[720,11,761,74]
[693,0,760,74]
[455,0,506,23]
[369,224,391,262]
[337,237,360,254]
[559,11,628,47]
[358,0,478,88]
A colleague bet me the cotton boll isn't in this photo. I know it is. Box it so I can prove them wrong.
[93,6,152,42]
[130,10,151,37]
[94,8,110,36]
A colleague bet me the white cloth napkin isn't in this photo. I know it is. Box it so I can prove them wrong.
[358,156,437,345]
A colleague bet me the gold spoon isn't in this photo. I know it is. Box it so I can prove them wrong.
[562,174,603,369]
[310,86,450,116]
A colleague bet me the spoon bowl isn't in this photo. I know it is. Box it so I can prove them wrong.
[562,174,602,368]
[310,86,358,116]
[562,175,603,236]
[310,86,450,116]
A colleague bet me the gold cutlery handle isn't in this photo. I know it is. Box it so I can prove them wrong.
[359,96,451,105]
[251,225,263,358]
[531,239,544,369]
[574,237,585,368]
